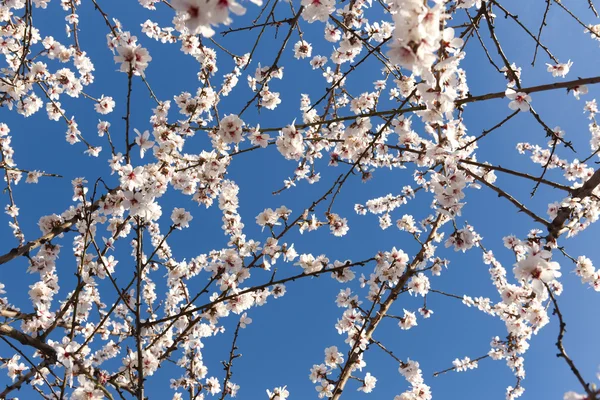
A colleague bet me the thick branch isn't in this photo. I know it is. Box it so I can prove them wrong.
[0,188,118,266]
[0,324,57,363]
[547,168,600,240]
[330,215,444,399]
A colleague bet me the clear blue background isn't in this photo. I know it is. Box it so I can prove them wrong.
[1,0,600,399]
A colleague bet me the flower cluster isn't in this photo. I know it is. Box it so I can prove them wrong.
[0,0,597,399]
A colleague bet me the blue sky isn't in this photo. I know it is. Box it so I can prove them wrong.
[1,0,600,399]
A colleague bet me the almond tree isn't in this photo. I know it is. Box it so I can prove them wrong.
[0,0,599,399]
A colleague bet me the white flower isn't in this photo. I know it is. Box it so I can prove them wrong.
[316,382,334,398]
[301,0,335,23]
[266,386,289,400]
[240,313,252,328]
[399,309,417,330]
[546,60,573,78]
[171,207,193,228]
[293,40,312,59]
[205,377,221,395]
[119,165,145,191]
[218,114,245,144]
[95,95,115,114]
[514,250,561,295]
[324,346,343,367]
[408,273,430,296]
[506,88,531,112]
[134,128,155,158]
[358,372,377,393]
[114,44,152,75]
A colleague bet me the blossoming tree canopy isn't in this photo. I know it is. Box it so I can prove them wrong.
[1,0,600,399]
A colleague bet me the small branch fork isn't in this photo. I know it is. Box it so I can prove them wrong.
[219,322,242,400]
[238,5,305,116]
[1,1,600,399]
[330,215,445,400]
[546,285,596,398]
[433,354,489,377]
[204,75,600,134]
